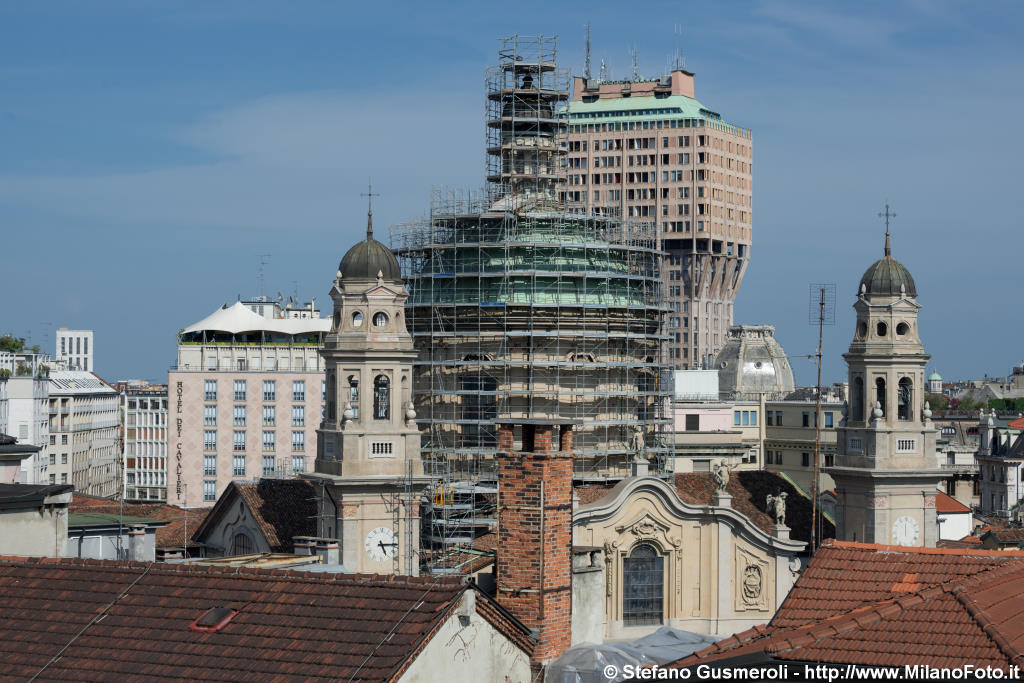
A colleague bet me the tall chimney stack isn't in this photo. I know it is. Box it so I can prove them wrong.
[496,423,573,666]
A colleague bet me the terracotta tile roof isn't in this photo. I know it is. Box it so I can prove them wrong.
[935,491,971,514]
[1008,417,1024,429]
[937,536,983,549]
[70,494,206,550]
[673,471,834,544]
[0,556,530,681]
[575,483,615,505]
[982,528,1024,545]
[672,541,1024,671]
[193,479,318,553]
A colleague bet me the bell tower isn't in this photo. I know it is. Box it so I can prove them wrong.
[827,215,944,547]
[306,196,425,574]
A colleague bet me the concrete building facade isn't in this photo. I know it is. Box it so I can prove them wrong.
[48,371,119,497]
[167,298,327,508]
[121,383,168,502]
[566,69,753,369]
[55,328,93,372]
[1,352,51,484]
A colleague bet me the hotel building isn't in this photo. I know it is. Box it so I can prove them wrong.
[120,382,168,502]
[167,298,327,507]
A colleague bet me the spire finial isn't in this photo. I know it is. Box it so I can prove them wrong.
[361,180,380,239]
[878,202,896,257]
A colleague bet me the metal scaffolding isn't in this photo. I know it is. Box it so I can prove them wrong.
[390,36,672,574]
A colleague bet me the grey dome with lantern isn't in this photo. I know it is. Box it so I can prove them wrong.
[714,325,795,398]
[857,231,916,299]
[339,210,402,281]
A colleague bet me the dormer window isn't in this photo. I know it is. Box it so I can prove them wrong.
[373,312,388,328]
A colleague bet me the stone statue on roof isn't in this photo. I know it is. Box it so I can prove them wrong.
[712,460,731,493]
[766,492,788,526]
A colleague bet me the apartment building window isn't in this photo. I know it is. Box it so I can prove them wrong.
[49,453,55,465]
[263,380,276,401]
[233,380,246,401]
[203,455,216,476]
[203,481,216,502]
[292,431,305,452]
[775,411,783,425]
[204,380,217,401]
[802,412,810,427]
[291,456,306,474]
[292,406,305,427]
[233,405,246,426]
[825,412,834,428]
[61,454,67,464]
[801,453,810,467]
[49,474,55,484]
[293,380,305,402]
[263,431,275,452]
[262,455,276,477]
[685,414,700,431]
[233,431,246,451]
[61,473,67,484]
[203,405,217,426]
[232,455,246,477]
[766,412,774,426]
[825,454,835,467]
[262,405,276,425]
[203,430,217,451]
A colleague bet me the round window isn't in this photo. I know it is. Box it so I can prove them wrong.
[373,312,388,327]
[352,312,363,328]
[896,322,910,335]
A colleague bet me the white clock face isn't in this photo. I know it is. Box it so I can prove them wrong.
[365,526,397,563]
[892,516,920,546]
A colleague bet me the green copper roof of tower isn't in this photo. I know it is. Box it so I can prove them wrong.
[564,95,751,138]
[858,232,917,298]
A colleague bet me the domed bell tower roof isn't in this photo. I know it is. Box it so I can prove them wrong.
[338,207,402,281]
[858,231,916,298]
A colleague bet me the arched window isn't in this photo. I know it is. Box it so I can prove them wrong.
[373,312,388,327]
[898,378,913,421]
[231,532,254,556]
[876,377,886,417]
[374,375,390,420]
[352,312,363,328]
[853,377,865,422]
[347,376,359,419]
[623,543,663,626]
[327,372,336,420]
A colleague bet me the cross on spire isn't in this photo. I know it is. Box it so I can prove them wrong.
[878,202,895,256]
[361,180,380,238]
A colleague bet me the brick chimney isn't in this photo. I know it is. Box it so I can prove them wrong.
[497,423,573,666]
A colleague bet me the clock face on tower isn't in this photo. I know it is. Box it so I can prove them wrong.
[365,526,397,562]
[892,516,920,546]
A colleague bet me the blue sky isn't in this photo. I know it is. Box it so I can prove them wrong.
[2,1,1022,385]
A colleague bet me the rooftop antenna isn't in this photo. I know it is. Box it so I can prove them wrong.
[631,44,639,81]
[39,322,51,352]
[674,24,685,70]
[808,283,836,554]
[257,254,271,299]
[599,58,607,81]
[584,22,592,80]
[878,201,896,256]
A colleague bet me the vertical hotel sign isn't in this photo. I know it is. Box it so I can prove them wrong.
[175,381,183,500]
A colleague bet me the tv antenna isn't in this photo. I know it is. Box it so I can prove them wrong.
[808,282,836,553]
[631,44,639,81]
[584,22,592,80]
[599,58,607,81]
[673,24,685,70]
[257,254,271,299]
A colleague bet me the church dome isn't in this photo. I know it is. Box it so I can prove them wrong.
[714,325,795,398]
[339,212,402,281]
[858,232,916,298]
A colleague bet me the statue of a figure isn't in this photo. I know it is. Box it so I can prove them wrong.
[628,426,645,458]
[766,492,788,526]
[712,460,731,492]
